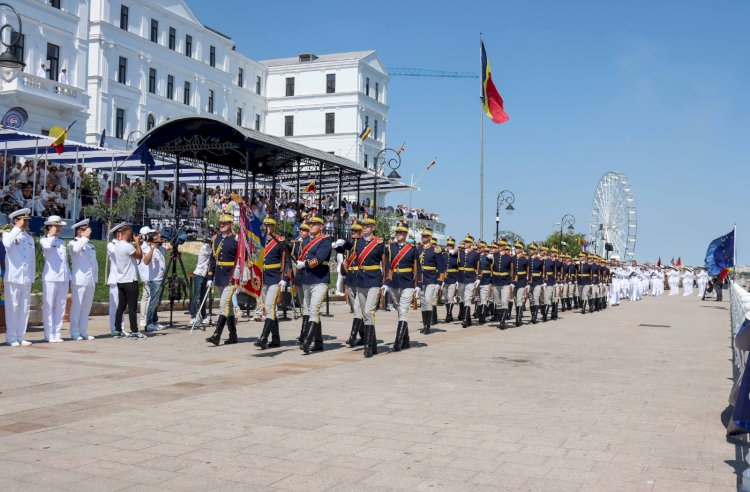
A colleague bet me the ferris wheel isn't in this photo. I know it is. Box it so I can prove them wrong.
[589,172,637,260]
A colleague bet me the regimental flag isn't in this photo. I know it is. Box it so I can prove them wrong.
[237,203,265,299]
[657,257,662,268]
[304,180,316,193]
[358,126,371,141]
[676,257,682,267]
[49,120,77,154]
[671,258,675,266]
[480,40,509,124]
[705,228,735,277]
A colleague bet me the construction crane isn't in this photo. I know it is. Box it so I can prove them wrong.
[386,68,478,78]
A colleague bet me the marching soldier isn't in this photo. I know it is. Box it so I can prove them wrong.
[298,216,333,354]
[205,213,240,346]
[385,222,417,350]
[3,208,34,347]
[528,243,544,324]
[491,239,514,329]
[429,237,441,325]
[550,248,562,319]
[513,241,530,326]
[417,227,444,334]
[40,215,70,343]
[541,246,556,322]
[577,253,592,313]
[476,240,493,324]
[290,223,310,342]
[255,218,291,349]
[333,222,364,347]
[350,217,385,358]
[69,219,98,341]
[443,237,458,322]
[590,254,601,311]
[458,235,480,328]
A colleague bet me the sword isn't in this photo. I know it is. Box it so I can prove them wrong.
[190,285,213,333]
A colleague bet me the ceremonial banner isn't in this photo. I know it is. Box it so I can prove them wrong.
[480,40,509,124]
[705,229,735,276]
[237,204,265,298]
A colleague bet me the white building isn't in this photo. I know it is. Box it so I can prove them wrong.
[0,0,90,142]
[262,51,388,168]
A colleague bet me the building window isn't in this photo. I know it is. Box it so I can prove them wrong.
[168,27,176,50]
[364,154,369,168]
[237,67,243,87]
[119,5,129,30]
[185,35,192,57]
[325,112,335,134]
[236,107,242,126]
[374,120,378,140]
[46,42,59,81]
[115,108,125,139]
[326,73,335,94]
[285,77,294,97]
[117,56,127,84]
[255,75,261,94]
[284,115,293,136]
[183,81,190,105]
[255,114,261,131]
[209,46,216,67]
[364,115,369,133]
[365,77,370,96]
[147,113,155,131]
[148,68,156,93]
[150,19,158,43]
[11,30,23,68]
[207,89,214,113]
[50,0,61,8]
[375,82,379,101]
[167,74,174,99]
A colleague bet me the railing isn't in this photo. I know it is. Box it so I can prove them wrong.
[728,282,750,488]
[7,73,83,101]
[384,216,447,242]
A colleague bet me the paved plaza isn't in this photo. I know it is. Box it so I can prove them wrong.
[0,294,738,491]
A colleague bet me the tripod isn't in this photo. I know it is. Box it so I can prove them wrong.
[153,242,191,327]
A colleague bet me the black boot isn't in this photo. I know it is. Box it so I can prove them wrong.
[224,316,238,344]
[552,302,558,320]
[302,321,319,353]
[541,305,548,322]
[268,319,281,348]
[401,322,411,349]
[478,305,486,325]
[311,321,324,351]
[462,306,472,328]
[346,318,361,347]
[458,303,465,321]
[473,304,479,318]
[355,320,365,346]
[297,315,309,342]
[206,315,226,345]
[254,318,273,349]
[445,304,453,323]
[392,321,406,352]
[432,306,439,325]
[515,306,522,327]
[363,325,377,358]
[421,310,431,334]
[498,308,506,329]
[581,300,587,314]
[531,306,538,324]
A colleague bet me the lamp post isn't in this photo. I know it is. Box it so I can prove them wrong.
[559,213,575,253]
[372,146,401,215]
[0,3,25,82]
[495,190,515,241]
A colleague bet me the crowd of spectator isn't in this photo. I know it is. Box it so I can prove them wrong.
[0,157,83,218]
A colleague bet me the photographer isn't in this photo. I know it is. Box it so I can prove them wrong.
[138,227,167,332]
[112,223,144,338]
[190,237,212,325]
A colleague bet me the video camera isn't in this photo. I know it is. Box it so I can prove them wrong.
[159,224,198,246]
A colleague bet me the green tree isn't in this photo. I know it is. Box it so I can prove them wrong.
[544,231,586,257]
[83,182,152,232]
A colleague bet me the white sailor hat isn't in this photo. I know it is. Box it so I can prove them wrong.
[44,215,67,226]
[9,208,31,220]
[72,218,90,230]
[139,225,155,235]
[109,222,129,235]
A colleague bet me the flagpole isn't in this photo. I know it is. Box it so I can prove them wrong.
[734,223,737,280]
[479,32,484,240]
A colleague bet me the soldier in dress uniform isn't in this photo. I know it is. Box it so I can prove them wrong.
[40,215,70,343]
[590,255,601,311]
[577,253,592,313]
[513,241,530,327]
[255,218,291,349]
[333,222,364,347]
[348,217,384,358]
[476,240,493,325]
[527,243,544,324]
[491,239,514,329]
[562,254,575,311]
[290,223,310,342]
[3,208,34,347]
[384,222,417,351]
[417,227,444,334]
[429,237,441,325]
[541,246,556,322]
[69,219,97,341]
[205,213,240,345]
[297,216,333,354]
[456,235,480,328]
[442,237,458,322]
[550,248,562,319]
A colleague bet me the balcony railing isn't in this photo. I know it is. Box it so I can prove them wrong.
[1,73,86,108]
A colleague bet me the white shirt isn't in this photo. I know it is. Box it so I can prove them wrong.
[193,243,211,277]
[37,66,46,77]
[40,234,70,282]
[147,245,166,282]
[69,237,98,286]
[137,243,152,281]
[112,239,138,283]
[107,242,118,285]
[2,226,35,284]
[59,71,69,85]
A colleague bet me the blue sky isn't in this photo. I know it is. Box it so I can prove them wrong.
[191,0,748,265]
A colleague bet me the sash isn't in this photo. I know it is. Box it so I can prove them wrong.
[390,243,413,272]
[357,237,381,267]
[300,234,326,260]
[346,238,359,268]
[265,238,278,257]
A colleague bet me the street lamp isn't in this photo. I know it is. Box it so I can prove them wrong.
[559,213,575,253]
[0,3,25,82]
[372,146,402,215]
[495,190,515,241]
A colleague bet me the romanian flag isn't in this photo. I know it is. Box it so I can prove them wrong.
[304,180,316,193]
[480,41,509,124]
[237,204,265,299]
[49,120,77,155]
[359,126,371,141]
[426,158,437,170]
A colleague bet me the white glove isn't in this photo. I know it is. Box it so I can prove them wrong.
[473,279,480,287]
[279,280,287,290]
[380,285,389,293]
[296,260,306,269]
[542,283,547,288]
[205,279,213,289]
[448,249,457,255]
[333,238,346,248]
[415,287,421,296]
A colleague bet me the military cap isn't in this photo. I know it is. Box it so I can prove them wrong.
[528,242,538,251]
[395,222,409,233]
[308,216,325,225]
[446,236,456,245]
[514,241,524,249]
[540,245,549,252]
[351,222,362,231]
[263,217,277,226]
[72,218,90,230]
[109,221,129,234]
[497,239,508,247]
[360,217,376,226]
[219,214,234,223]
[463,234,474,244]
[9,208,31,220]
[478,240,487,248]
[551,247,559,253]
[299,223,310,231]
[421,227,433,237]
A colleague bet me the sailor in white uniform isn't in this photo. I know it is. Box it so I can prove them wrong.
[696,269,709,297]
[107,223,125,335]
[40,215,70,342]
[2,208,35,346]
[682,268,695,296]
[69,219,97,340]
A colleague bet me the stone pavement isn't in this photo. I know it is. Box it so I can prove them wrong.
[0,294,737,491]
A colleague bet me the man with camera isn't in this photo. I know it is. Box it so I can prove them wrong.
[112,223,145,338]
[138,227,167,332]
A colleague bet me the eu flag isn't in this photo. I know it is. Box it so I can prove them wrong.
[704,229,735,276]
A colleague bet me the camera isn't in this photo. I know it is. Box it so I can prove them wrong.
[159,225,199,246]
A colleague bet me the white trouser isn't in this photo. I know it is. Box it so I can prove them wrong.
[530,284,543,306]
[140,281,152,328]
[456,282,466,304]
[492,285,512,310]
[43,280,68,341]
[5,282,31,344]
[515,285,528,308]
[445,283,457,304]
[109,284,121,334]
[683,282,693,296]
[356,286,380,325]
[391,287,414,322]
[578,284,592,302]
[261,283,280,320]
[420,283,439,312]
[303,283,327,323]
[463,283,475,306]
[478,284,491,306]
[347,285,360,319]
[543,284,554,306]
[697,281,707,297]
[70,283,95,339]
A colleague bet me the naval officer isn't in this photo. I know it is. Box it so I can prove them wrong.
[69,219,98,340]
[3,208,34,347]
[40,215,70,343]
